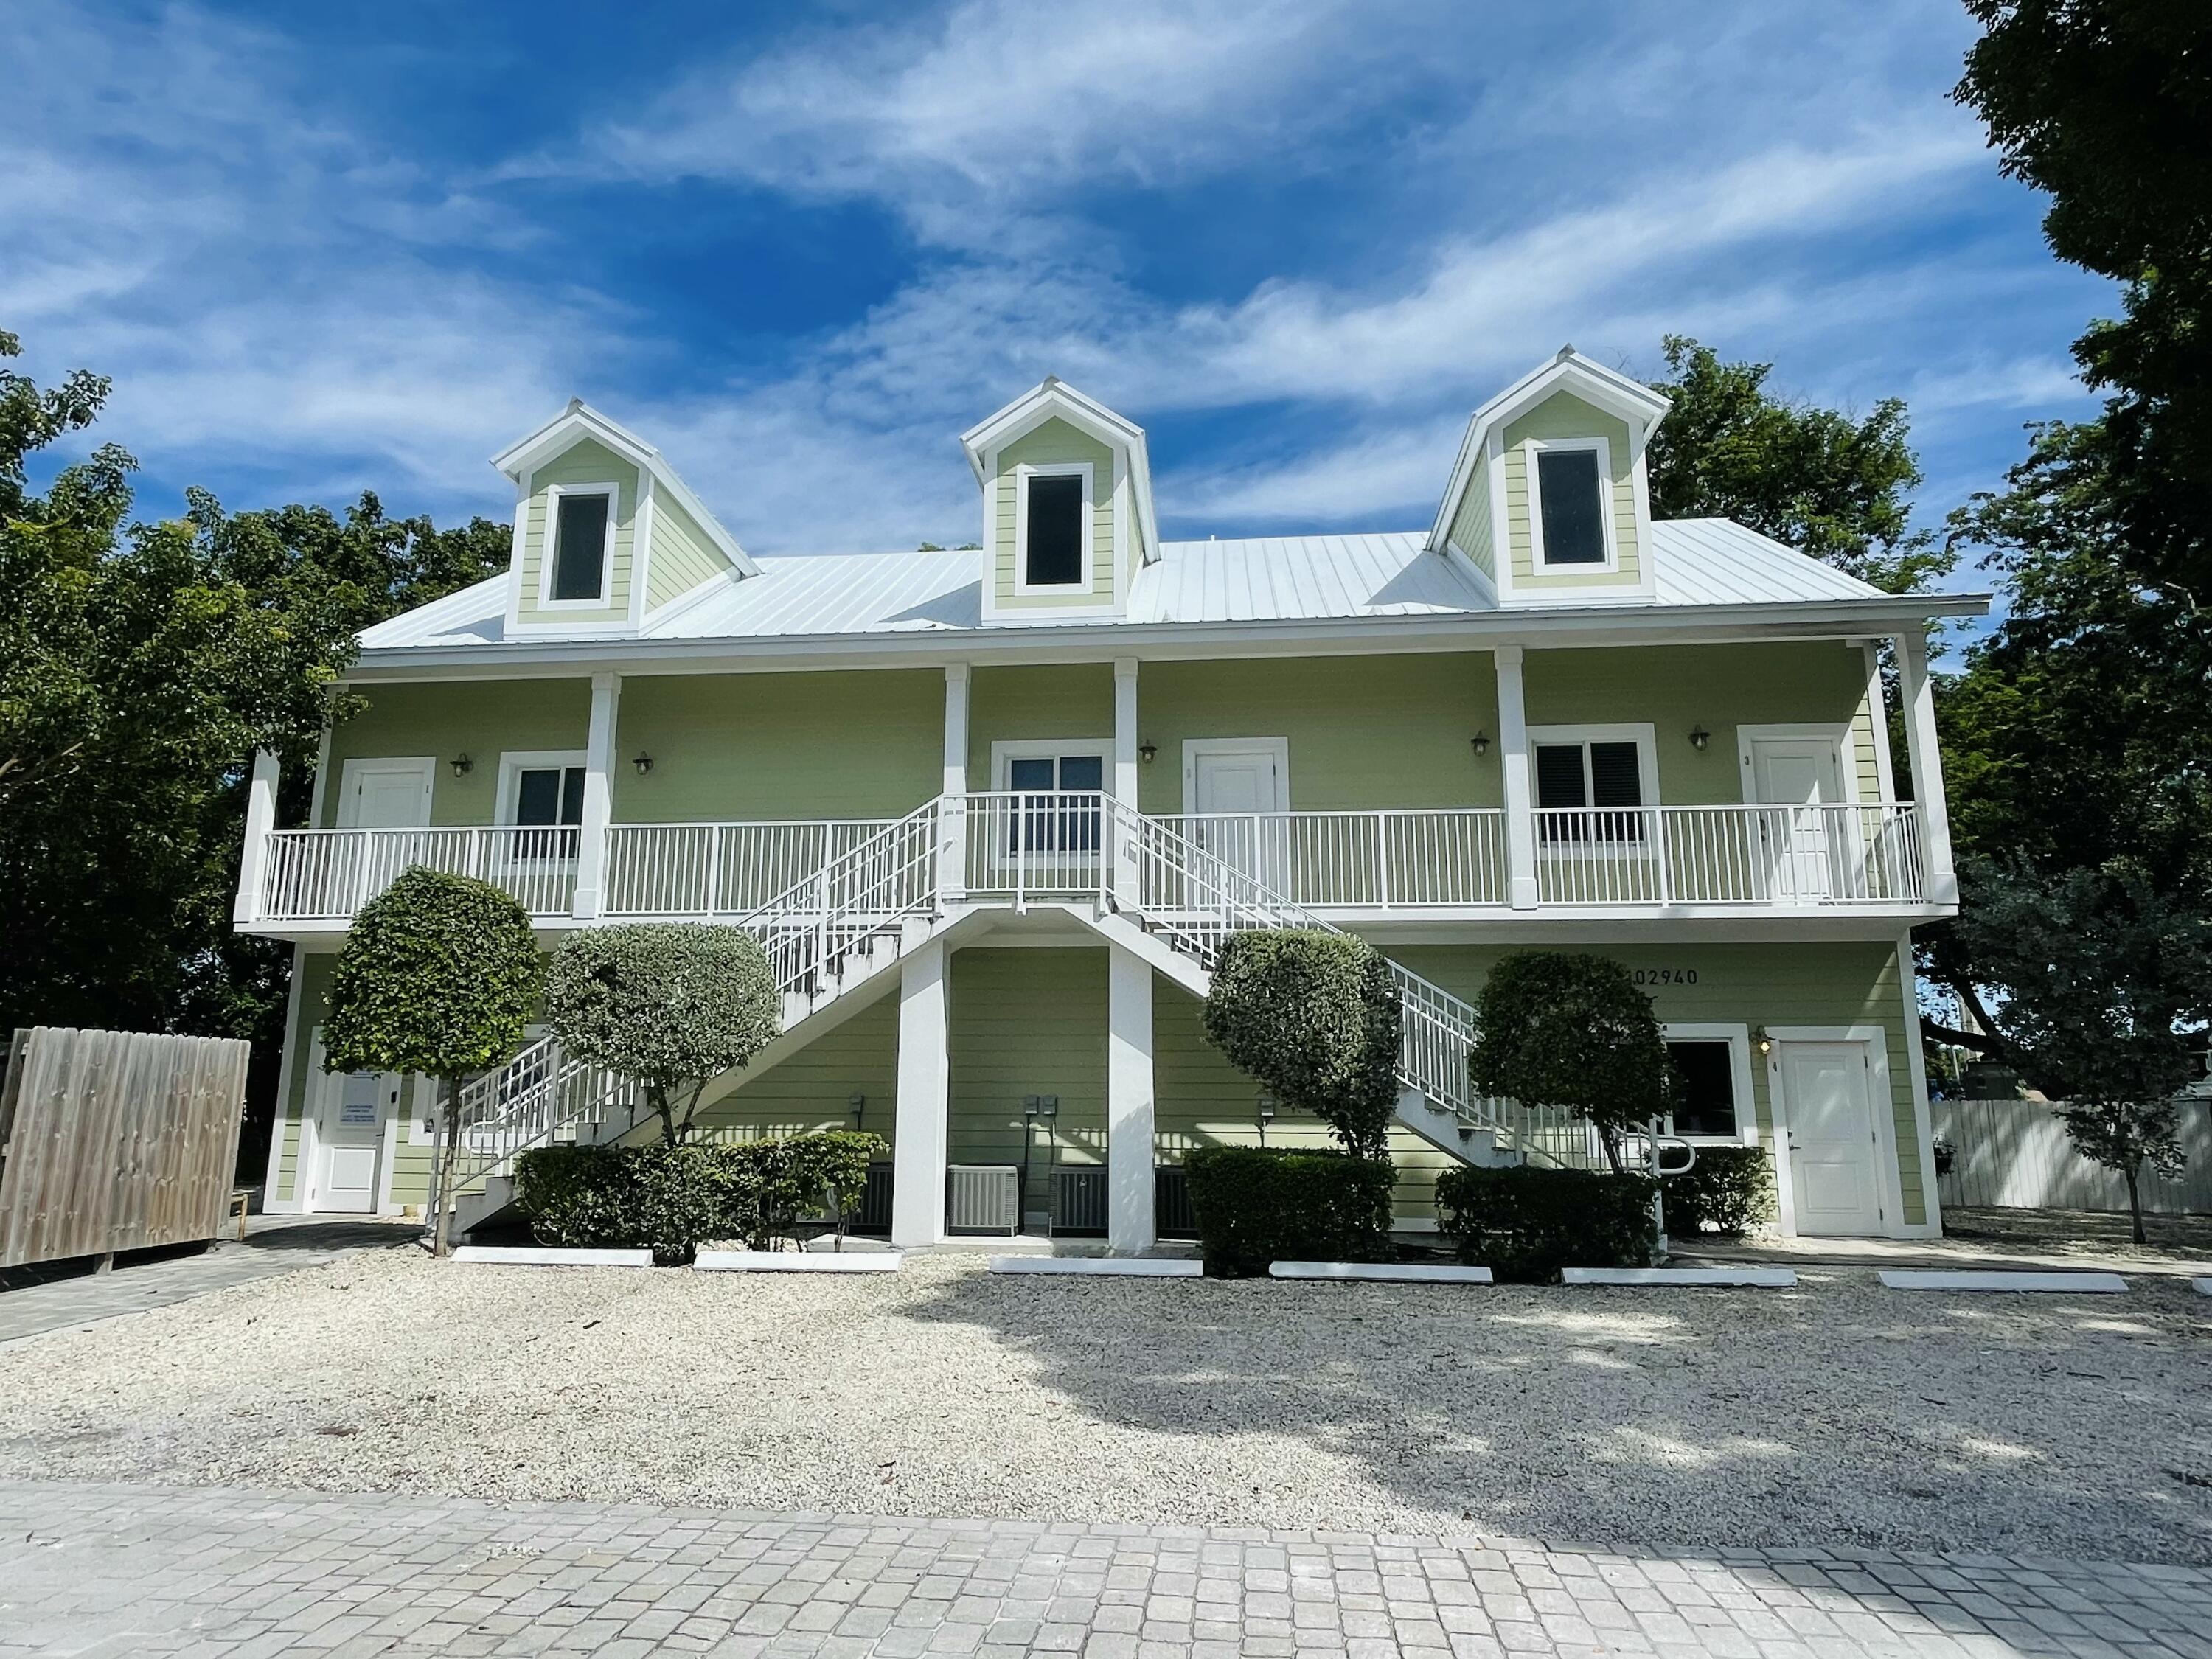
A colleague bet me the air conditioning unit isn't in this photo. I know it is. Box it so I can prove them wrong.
[945,1164,1020,1234]
[1154,1166,1198,1239]
[1054,1168,1107,1237]
[850,1161,895,1235]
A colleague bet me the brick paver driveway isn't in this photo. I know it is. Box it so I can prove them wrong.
[1,1481,2206,1658]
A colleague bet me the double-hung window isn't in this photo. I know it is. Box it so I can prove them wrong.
[546,489,615,604]
[1659,1027,1756,1144]
[1016,465,1090,590]
[1533,733,1648,845]
[1006,751,1104,854]
[1528,439,1612,569]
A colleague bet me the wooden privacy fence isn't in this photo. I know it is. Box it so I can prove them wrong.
[0,1026,251,1269]
[1933,1095,2212,1216]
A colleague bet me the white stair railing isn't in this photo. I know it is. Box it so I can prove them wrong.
[1106,801,1599,1169]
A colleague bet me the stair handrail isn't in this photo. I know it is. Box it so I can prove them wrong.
[1107,800,1596,1168]
[731,795,945,1000]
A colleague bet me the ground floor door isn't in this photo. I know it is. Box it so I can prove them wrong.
[1777,1040,1882,1234]
[313,1070,394,1214]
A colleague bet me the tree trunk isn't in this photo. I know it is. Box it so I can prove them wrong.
[2124,1164,2146,1245]
[1600,1127,1626,1175]
[431,1075,462,1258]
[650,1082,677,1147]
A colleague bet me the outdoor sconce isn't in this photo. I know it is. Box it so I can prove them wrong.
[1688,726,1711,751]
[847,1092,866,1129]
[448,753,473,779]
[633,751,654,776]
[1469,731,1490,759]
[1138,742,1157,765]
[1753,1025,1772,1055]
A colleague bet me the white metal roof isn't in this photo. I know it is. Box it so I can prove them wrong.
[357,518,1910,654]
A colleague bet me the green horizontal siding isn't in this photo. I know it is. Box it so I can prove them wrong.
[321,681,593,828]
[1503,390,1641,590]
[991,418,1118,611]
[694,994,902,1143]
[644,492,731,613]
[516,437,639,627]
[966,664,1116,790]
[947,947,1107,1174]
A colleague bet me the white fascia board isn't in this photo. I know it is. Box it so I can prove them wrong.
[492,401,759,578]
[1426,349,1674,553]
[347,591,1994,681]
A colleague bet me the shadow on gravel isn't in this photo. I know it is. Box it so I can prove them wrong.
[897,1267,2212,1560]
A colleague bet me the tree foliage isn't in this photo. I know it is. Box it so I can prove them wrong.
[1201,928,1402,1160]
[1952,860,2203,1241]
[0,330,510,1079]
[542,923,782,1147]
[1467,952,1672,1172]
[1644,335,1950,594]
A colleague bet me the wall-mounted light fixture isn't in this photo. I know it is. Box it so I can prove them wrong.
[1688,726,1711,751]
[448,753,473,779]
[1753,1025,1772,1055]
[1469,731,1491,759]
[633,751,654,776]
[847,1091,866,1130]
[1138,742,1157,765]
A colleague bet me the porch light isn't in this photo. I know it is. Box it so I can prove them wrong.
[848,1092,866,1129]
[448,753,473,778]
[633,751,654,776]
[1469,731,1490,758]
[1753,1026,1772,1054]
[1138,742,1157,765]
[1688,726,1711,751]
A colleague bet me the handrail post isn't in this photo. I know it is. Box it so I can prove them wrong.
[813,857,832,989]
[705,824,724,919]
[1654,807,1672,905]
[1375,813,1390,908]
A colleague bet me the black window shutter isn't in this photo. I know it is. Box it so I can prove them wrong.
[1534,745,1587,810]
[1590,742,1644,807]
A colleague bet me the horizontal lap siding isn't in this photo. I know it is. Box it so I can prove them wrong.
[644,493,730,613]
[990,418,1118,611]
[947,949,1107,1170]
[693,996,902,1144]
[1447,463,1495,581]
[321,681,594,827]
[1380,939,1926,1227]
[1503,392,1640,591]
[517,438,639,627]
[967,664,1116,788]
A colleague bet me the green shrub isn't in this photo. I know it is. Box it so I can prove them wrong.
[1202,929,1402,1158]
[1434,1166,1659,1281]
[1183,1144,1396,1277]
[1466,952,1672,1172]
[543,924,782,1146]
[1662,1146,1775,1238]
[513,1130,888,1264]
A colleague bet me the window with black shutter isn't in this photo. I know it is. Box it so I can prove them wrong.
[1534,737,1646,844]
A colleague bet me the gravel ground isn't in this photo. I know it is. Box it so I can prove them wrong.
[0,1251,2206,1562]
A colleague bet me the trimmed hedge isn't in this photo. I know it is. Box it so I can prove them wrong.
[1661,1146,1775,1238]
[513,1130,887,1265]
[1183,1144,1396,1277]
[1434,1166,1659,1282]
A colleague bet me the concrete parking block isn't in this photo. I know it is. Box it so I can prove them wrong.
[1877,1269,2128,1292]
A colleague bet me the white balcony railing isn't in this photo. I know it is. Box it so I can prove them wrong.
[251,799,1930,925]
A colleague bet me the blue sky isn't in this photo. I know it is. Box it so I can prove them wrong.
[9,0,2112,569]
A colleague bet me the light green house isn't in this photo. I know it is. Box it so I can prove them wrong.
[234,348,1986,1245]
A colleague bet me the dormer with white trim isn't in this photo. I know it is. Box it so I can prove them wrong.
[1427,347,1671,607]
[494,400,757,638]
[960,378,1159,625]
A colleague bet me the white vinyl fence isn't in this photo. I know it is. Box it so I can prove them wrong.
[1933,1096,2212,1216]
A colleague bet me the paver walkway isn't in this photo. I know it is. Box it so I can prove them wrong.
[1,1481,2205,1658]
[0,1220,416,1347]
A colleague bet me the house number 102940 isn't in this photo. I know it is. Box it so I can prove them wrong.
[1630,967,1699,986]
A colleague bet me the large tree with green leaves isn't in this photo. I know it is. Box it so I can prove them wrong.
[1644,335,1952,595]
[0,330,509,1144]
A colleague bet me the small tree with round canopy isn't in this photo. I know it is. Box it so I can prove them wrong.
[1467,950,1673,1174]
[542,923,782,1149]
[1201,928,1402,1161]
[322,866,543,1255]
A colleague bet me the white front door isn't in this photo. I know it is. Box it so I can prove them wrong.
[1748,736,1845,900]
[1778,1040,1882,1235]
[336,758,435,910]
[314,1071,394,1214]
[1189,744,1287,884]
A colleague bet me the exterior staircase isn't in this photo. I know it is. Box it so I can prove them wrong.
[435,793,1596,1240]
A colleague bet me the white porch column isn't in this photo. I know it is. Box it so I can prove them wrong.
[1494,646,1539,909]
[232,749,280,924]
[572,671,621,919]
[1106,942,1157,1253]
[939,664,971,900]
[891,939,952,1248]
[1112,657,1140,901]
[1892,630,1958,905]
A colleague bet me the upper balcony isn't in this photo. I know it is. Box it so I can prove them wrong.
[237,791,1933,936]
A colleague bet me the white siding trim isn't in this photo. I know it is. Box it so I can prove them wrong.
[535,481,623,611]
[1658,1021,1760,1149]
[1524,434,1619,574]
[1012,460,1097,597]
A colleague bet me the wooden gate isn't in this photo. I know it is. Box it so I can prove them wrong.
[0,1026,251,1269]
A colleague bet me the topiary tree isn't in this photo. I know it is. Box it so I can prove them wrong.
[323,866,543,1255]
[542,922,782,1149]
[1467,950,1672,1174]
[1202,928,1402,1159]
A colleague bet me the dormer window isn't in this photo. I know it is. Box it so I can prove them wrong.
[546,487,616,604]
[1529,439,1613,569]
[1016,463,1091,591]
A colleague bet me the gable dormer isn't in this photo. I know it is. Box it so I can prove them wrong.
[960,378,1158,625]
[493,400,756,637]
[1428,347,1670,606]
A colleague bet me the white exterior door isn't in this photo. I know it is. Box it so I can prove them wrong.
[337,758,434,910]
[314,1071,393,1214]
[1748,737,1844,900]
[1778,1040,1882,1235]
[1189,744,1286,886]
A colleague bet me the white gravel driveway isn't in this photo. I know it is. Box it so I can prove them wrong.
[0,1251,2205,1562]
